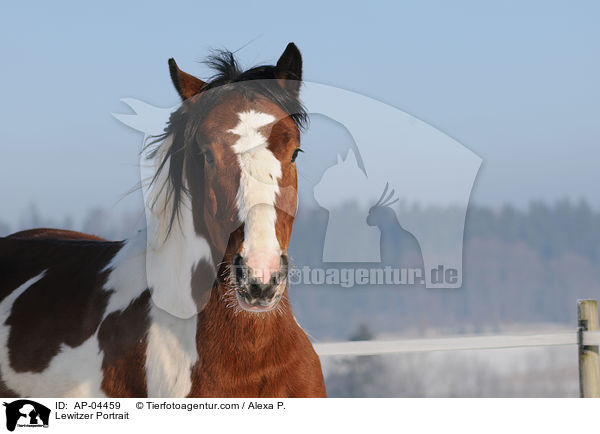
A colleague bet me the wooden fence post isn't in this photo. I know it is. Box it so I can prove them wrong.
[578,299,600,398]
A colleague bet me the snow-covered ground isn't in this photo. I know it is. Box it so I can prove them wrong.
[321,324,579,397]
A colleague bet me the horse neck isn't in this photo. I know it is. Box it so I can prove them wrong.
[144,208,296,353]
[144,171,219,318]
[198,284,296,352]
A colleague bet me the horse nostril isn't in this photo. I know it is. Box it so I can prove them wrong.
[249,282,262,298]
[234,254,247,284]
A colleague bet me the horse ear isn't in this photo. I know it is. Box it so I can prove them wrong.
[168,58,206,100]
[275,43,302,97]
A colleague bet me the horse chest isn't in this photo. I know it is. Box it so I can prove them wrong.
[143,305,199,397]
[189,351,292,398]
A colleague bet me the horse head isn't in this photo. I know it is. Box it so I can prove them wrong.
[146,43,305,314]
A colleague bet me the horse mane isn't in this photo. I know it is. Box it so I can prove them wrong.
[144,50,307,237]
[200,50,307,129]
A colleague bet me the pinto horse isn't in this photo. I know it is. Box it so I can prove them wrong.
[0,43,326,397]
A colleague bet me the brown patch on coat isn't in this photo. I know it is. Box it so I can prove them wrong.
[266,117,299,253]
[0,236,122,372]
[98,290,151,397]
[8,228,106,241]
[191,261,217,311]
[185,93,244,258]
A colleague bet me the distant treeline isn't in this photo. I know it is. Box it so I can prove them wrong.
[288,199,600,339]
[465,200,600,262]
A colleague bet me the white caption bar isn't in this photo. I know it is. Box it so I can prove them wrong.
[3,398,597,433]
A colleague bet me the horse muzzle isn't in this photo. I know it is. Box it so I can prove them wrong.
[232,253,288,312]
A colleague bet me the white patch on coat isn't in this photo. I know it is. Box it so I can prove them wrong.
[229,111,282,268]
[0,272,106,397]
[99,222,203,397]
[143,135,214,319]
[144,304,198,397]
[102,230,148,316]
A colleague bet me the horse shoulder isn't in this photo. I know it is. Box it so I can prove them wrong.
[285,328,327,397]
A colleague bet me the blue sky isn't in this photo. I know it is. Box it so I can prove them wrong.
[1,1,599,225]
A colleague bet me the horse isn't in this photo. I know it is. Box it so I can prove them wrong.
[0,43,327,398]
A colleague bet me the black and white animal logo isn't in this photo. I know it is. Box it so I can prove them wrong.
[3,400,50,432]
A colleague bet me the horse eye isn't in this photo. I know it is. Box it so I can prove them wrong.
[291,148,303,163]
[203,149,215,166]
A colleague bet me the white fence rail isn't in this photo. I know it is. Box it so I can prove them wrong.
[314,300,600,398]
[314,331,600,357]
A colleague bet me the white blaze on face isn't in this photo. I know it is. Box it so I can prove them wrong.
[229,110,282,284]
